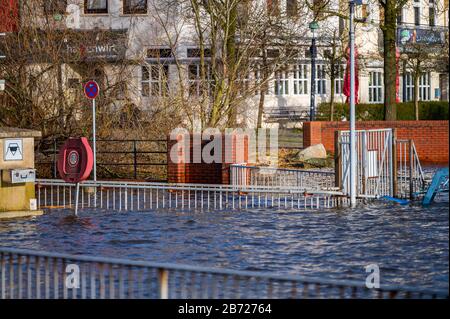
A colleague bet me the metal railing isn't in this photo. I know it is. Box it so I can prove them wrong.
[338,129,394,198]
[230,164,336,190]
[35,139,167,181]
[1,247,447,299]
[396,140,426,199]
[36,179,347,212]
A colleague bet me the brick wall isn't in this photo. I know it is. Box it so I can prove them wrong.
[167,134,249,184]
[303,121,449,163]
[0,0,19,32]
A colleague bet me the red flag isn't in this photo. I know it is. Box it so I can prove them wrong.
[343,47,359,104]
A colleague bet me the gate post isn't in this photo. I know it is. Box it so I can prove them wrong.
[392,129,398,198]
[334,130,342,190]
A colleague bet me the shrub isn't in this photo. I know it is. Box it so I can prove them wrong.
[317,101,449,121]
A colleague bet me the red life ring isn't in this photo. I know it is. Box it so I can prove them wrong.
[57,137,94,183]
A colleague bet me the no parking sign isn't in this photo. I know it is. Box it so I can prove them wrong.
[84,80,99,99]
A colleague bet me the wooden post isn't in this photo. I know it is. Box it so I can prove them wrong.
[334,130,342,189]
[392,128,398,198]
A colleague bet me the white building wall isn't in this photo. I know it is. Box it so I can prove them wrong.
[57,0,448,127]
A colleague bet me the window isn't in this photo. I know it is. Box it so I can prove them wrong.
[335,65,345,95]
[68,78,81,90]
[293,64,308,95]
[405,73,414,102]
[187,48,212,58]
[414,7,420,25]
[188,64,214,96]
[419,72,431,101]
[85,0,108,14]
[123,0,147,14]
[44,1,67,15]
[429,7,435,26]
[396,8,403,24]
[274,69,289,95]
[368,71,383,103]
[315,64,326,95]
[141,65,169,97]
[147,48,173,59]
[286,0,298,17]
[254,65,268,96]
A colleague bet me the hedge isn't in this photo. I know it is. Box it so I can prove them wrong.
[317,101,449,121]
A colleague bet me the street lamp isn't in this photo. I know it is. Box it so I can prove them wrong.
[309,21,319,121]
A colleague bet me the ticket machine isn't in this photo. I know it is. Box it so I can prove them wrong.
[0,127,43,219]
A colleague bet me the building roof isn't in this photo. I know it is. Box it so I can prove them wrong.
[0,127,42,138]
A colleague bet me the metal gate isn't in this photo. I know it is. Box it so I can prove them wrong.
[337,129,394,198]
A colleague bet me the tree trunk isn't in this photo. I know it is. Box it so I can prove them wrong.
[383,0,398,121]
[330,63,336,121]
[226,1,238,127]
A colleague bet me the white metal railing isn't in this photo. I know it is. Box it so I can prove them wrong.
[338,129,394,198]
[230,164,336,190]
[1,247,447,299]
[36,179,347,213]
[396,140,426,199]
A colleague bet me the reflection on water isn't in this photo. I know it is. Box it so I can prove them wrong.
[0,195,448,291]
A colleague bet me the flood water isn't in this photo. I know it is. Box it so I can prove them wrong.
[0,192,448,291]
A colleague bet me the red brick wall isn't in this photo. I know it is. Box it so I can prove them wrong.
[167,134,249,184]
[0,0,19,32]
[303,121,449,163]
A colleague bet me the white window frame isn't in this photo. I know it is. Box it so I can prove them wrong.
[293,64,308,95]
[188,64,214,97]
[335,64,345,95]
[141,64,169,97]
[404,72,431,101]
[405,72,414,102]
[274,69,289,96]
[419,72,431,101]
[368,71,383,103]
[316,64,326,95]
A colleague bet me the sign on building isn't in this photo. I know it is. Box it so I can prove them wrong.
[4,139,23,161]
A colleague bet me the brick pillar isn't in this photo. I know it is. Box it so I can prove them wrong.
[303,122,323,148]
[167,133,249,184]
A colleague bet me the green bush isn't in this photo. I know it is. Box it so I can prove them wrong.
[317,101,449,121]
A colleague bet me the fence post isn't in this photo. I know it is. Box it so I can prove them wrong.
[409,140,414,199]
[157,268,169,299]
[392,129,398,198]
[334,130,342,190]
[53,138,57,179]
[133,140,137,180]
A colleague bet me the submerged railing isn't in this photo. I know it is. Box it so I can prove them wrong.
[396,140,426,199]
[1,247,447,299]
[36,179,347,212]
[230,165,335,190]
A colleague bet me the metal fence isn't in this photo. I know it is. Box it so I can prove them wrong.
[396,140,426,199]
[36,179,347,212]
[230,164,335,190]
[1,247,447,299]
[35,139,167,181]
[338,129,394,198]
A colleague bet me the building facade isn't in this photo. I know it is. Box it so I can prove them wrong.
[1,0,448,129]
